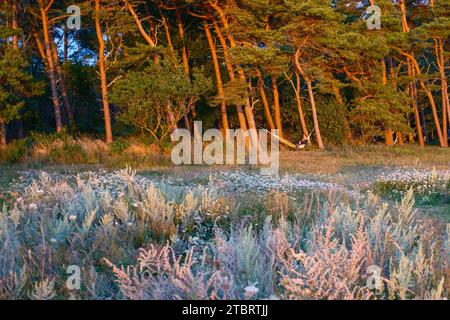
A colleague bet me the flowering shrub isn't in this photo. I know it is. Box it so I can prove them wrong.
[0,169,447,299]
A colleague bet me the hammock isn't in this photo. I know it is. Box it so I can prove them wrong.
[254,123,313,150]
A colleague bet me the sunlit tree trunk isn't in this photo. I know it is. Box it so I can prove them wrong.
[419,78,446,147]
[397,133,405,145]
[430,0,446,126]
[256,69,275,130]
[400,0,445,147]
[286,71,309,137]
[161,12,175,54]
[210,3,258,149]
[175,9,201,134]
[144,4,157,45]
[295,73,309,136]
[435,39,448,144]
[38,0,63,133]
[95,0,113,143]
[294,50,324,149]
[305,79,324,149]
[397,1,424,146]
[271,76,283,138]
[160,12,189,130]
[408,64,424,147]
[12,0,18,49]
[381,59,394,146]
[176,8,190,76]
[213,23,248,132]
[126,0,156,48]
[204,24,229,133]
[385,129,394,146]
[175,9,196,132]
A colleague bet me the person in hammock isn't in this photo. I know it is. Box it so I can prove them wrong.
[297,131,314,150]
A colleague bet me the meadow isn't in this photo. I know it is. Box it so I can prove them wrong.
[1,0,449,303]
[0,143,448,300]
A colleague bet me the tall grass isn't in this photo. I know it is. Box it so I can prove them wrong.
[0,133,169,167]
[0,169,447,299]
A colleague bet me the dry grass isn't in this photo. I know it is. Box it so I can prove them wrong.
[0,169,447,300]
[0,142,448,300]
[280,146,450,175]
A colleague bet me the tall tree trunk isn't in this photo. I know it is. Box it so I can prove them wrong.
[51,44,74,128]
[256,69,275,130]
[12,0,18,49]
[305,79,324,149]
[286,71,309,136]
[34,29,65,126]
[12,0,24,139]
[381,58,394,146]
[176,8,197,133]
[95,0,113,144]
[161,12,190,132]
[294,50,324,149]
[0,116,6,150]
[126,0,156,48]
[176,8,190,75]
[210,4,259,150]
[63,27,69,62]
[397,132,405,145]
[204,24,229,133]
[420,80,446,146]
[429,1,449,128]
[385,129,394,146]
[271,76,283,138]
[436,39,448,144]
[161,12,175,54]
[174,10,200,134]
[408,63,425,147]
[145,5,157,45]
[399,0,424,147]
[38,0,63,133]
[295,73,309,137]
[400,0,445,147]
[241,77,259,150]
[213,22,248,132]
[34,31,47,66]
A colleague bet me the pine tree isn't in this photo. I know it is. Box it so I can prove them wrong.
[0,47,43,149]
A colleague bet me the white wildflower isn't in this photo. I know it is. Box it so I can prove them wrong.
[244,284,259,299]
